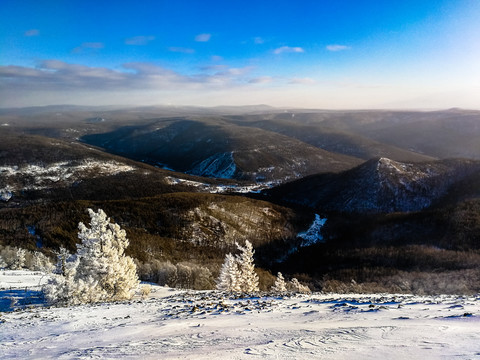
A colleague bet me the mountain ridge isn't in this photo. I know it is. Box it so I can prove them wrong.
[265,157,480,213]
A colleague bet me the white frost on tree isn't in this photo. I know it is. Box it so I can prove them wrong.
[31,251,54,272]
[75,208,139,302]
[216,240,259,293]
[216,253,241,292]
[45,208,139,305]
[236,240,259,293]
[271,272,287,293]
[287,277,311,294]
[12,248,26,270]
[54,247,71,276]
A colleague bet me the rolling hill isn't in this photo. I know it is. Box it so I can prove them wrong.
[265,157,480,213]
[2,106,480,293]
[80,118,362,182]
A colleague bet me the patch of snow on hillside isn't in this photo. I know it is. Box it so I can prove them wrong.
[189,152,236,179]
[165,176,275,194]
[378,157,439,184]
[375,157,450,211]
[298,214,327,247]
[0,159,135,191]
[0,186,13,201]
[164,176,211,191]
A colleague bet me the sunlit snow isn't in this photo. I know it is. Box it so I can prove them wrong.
[298,214,327,247]
[1,271,480,359]
[189,152,237,179]
[0,159,136,197]
[164,176,275,194]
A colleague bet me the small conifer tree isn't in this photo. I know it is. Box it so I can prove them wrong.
[45,208,139,305]
[216,240,259,293]
[271,272,287,293]
[216,253,241,292]
[236,240,259,293]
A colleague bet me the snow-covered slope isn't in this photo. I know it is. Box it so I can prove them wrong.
[0,159,135,201]
[297,214,327,247]
[189,151,237,178]
[1,272,479,360]
[81,118,362,182]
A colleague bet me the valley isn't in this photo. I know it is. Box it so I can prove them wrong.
[1,106,480,294]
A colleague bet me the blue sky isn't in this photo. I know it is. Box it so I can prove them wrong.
[1,0,479,109]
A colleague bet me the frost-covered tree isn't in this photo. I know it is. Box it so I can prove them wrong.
[0,255,6,269]
[75,208,139,302]
[216,240,260,293]
[287,278,311,294]
[44,255,79,305]
[271,272,287,293]
[216,253,241,292]
[0,245,54,271]
[11,248,26,269]
[54,247,71,276]
[236,240,259,293]
[45,208,139,305]
[0,246,17,269]
[31,251,54,272]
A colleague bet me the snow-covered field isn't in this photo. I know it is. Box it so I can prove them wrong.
[1,271,479,359]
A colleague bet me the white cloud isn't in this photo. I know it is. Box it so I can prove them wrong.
[273,46,304,55]
[289,77,316,85]
[326,44,350,52]
[254,37,265,44]
[195,33,211,42]
[211,55,223,62]
[249,76,273,84]
[0,61,256,98]
[168,47,195,54]
[24,29,39,37]
[2,61,479,110]
[125,36,155,45]
[72,42,104,53]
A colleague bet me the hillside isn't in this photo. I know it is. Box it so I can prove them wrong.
[266,157,480,213]
[227,116,435,162]
[245,109,480,160]
[80,118,362,181]
[2,107,480,294]
[0,133,308,289]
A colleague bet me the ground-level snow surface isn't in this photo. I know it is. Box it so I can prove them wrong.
[1,272,479,359]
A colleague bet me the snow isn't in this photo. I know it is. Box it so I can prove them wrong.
[189,152,237,179]
[165,176,275,194]
[0,270,50,312]
[0,159,136,192]
[298,214,327,247]
[0,270,50,289]
[0,187,13,201]
[1,270,480,359]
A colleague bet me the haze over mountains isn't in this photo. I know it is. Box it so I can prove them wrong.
[1,105,480,293]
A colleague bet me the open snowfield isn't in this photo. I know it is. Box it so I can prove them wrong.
[1,271,479,359]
